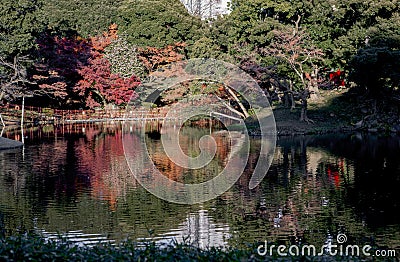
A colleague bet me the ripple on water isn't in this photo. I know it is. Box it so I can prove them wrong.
[0,126,399,252]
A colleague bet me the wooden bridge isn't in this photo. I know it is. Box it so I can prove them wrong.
[0,104,179,125]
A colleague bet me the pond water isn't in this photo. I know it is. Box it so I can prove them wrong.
[0,122,399,252]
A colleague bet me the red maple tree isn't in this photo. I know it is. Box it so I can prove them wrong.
[33,24,141,108]
[33,34,92,106]
[75,57,140,108]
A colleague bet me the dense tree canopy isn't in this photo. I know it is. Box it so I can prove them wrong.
[297,0,400,68]
[350,47,400,95]
[104,36,146,79]
[0,0,399,114]
[0,0,44,59]
[0,0,45,102]
[39,0,122,38]
[117,0,203,49]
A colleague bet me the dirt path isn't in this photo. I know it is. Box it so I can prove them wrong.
[263,89,358,136]
[274,107,355,136]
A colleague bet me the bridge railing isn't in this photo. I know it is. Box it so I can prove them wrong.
[0,103,244,123]
[0,104,174,123]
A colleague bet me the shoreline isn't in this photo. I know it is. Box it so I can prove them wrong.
[1,119,398,138]
[0,137,24,150]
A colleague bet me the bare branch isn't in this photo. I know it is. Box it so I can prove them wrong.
[0,55,36,101]
[214,94,245,118]
[224,86,250,118]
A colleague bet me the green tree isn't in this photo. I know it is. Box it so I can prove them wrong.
[38,0,122,37]
[347,3,400,110]
[190,37,226,59]
[0,0,44,102]
[350,47,400,96]
[0,0,44,59]
[192,0,286,61]
[352,12,400,97]
[297,0,400,68]
[225,0,399,69]
[117,0,203,50]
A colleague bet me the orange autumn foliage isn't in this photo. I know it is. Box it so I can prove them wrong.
[90,23,119,53]
[137,42,186,72]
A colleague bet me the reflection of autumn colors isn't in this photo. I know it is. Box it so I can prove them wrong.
[146,126,232,183]
[73,124,138,209]
[19,123,140,209]
[1,129,399,251]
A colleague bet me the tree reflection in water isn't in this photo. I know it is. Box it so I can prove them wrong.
[0,126,399,251]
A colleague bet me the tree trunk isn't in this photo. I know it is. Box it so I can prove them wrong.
[309,85,319,101]
[276,80,290,108]
[289,80,296,110]
[308,67,320,101]
[91,89,107,108]
[300,97,308,122]
[214,95,245,118]
[283,90,290,108]
[299,89,313,123]
[0,91,4,127]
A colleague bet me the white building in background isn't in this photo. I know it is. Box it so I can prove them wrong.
[180,0,231,20]
[157,209,232,248]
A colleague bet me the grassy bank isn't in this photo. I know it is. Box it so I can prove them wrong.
[273,88,357,136]
[245,88,400,136]
[0,235,259,262]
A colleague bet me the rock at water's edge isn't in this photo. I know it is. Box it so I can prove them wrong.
[0,137,23,150]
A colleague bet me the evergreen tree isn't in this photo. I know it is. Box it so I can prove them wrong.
[117,0,203,49]
[0,0,45,101]
[39,0,122,37]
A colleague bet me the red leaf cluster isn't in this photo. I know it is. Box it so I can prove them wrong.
[75,57,140,108]
[33,35,92,103]
[33,24,140,108]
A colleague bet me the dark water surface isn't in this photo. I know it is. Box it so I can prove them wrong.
[0,123,399,252]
